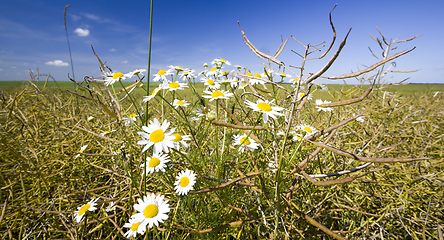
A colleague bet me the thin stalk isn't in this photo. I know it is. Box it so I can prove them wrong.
[144,0,154,196]
[273,44,309,238]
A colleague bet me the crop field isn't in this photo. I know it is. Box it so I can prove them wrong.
[1,75,443,239]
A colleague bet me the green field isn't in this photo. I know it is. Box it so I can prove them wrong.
[1,79,443,239]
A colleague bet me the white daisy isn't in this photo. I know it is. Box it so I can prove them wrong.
[212,58,231,66]
[262,69,274,79]
[278,72,291,79]
[174,169,196,195]
[205,110,217,121]
[168,65,184,73]
[74,198,99,223]
[291,77,300,84]
[172,133,191,150]
[106,202,116,212]
[74,145,88,159]
[100,130,116,136]
[113,144,125,156]
[245,99,284,123]
[248,73,266,86]
[140,152,170,174]
[230,78,240,88]
[201,77,221,90]
[314,81,328,91]
[126,69,147,79]
[179,69,196,80]
[123,218,145,238]
[232,133,259,152]
[292,133,303,141]
[207,67,222,77]
[122,113,142,126]
[105,72,126,86]
[142,85,164,103]
[196,107,211,117]
[315,99,333,112]
[297,91,312,101]
[137,118,176,154]
[133,193,170,229]
[87,116,94,122]
[153,69,172,82]
[298,124,318,136]
[173,99,190,109]
[202,89,233,102]
[165,81,188,91]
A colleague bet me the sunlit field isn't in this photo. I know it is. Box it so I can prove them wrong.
[1,9,444,240]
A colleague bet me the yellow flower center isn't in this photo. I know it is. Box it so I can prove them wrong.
[303,127,313,133]
[207,79,215,85]
[298,93,305,98]
[211,90,224,98]
[220,59,227,63]
[177,100,184,105]
[257,102,272,112]
[78,204,90,216]
[130,222,141,231]
[222,71,228,76]
[148,157,160,168]
[150,129,165,143]
[280,73,286,77]
[158,69,166,75]
[113,72,124,79]
[133,70,140,75]
[210,67,217,72]
[293,78,299,82]
[176,66,183,71]
[246,72,252,76]
[254,73,261,78]
[143,204,158,218]
[172,133,182,142]
[240,137,251,146]
[129,113,137,118]
[202,108,209,114]
[180,177,190,187]
[169,82,180,89]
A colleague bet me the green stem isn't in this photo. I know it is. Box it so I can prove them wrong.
[144,0,154,196]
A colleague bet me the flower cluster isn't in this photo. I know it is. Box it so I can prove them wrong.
[72,57,348,239]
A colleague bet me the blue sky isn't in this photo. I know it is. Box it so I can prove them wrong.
[1,0,443,84]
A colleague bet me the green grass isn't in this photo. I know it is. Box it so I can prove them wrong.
[1,79,442,239]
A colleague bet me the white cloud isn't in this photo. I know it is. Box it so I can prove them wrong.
[0,69,3,71]
[45,60,69,67]
[121,60,128,64]
[84,13,100,21]
[110,48,117,52]
[11,66,16,69]
[434,65,444,70]
[74,28,90,37]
